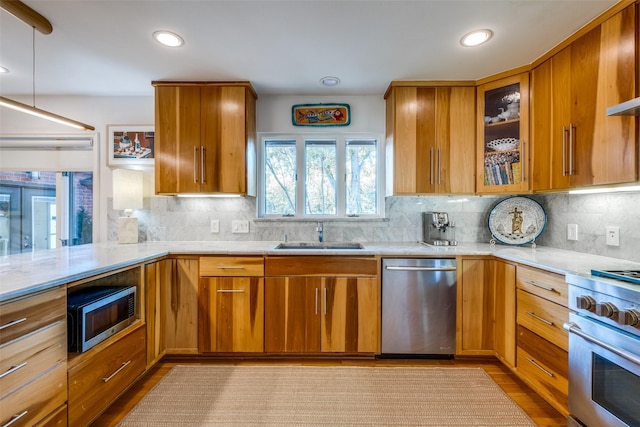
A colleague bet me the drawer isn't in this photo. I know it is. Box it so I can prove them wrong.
[0,321,66,396]
[35,404,67,427]
[0,363,67,427]
[200,256,264,277]
[516,265,567,307]
[265,256,378,277]
[517,289,569,351]
[68,325,146,427]
[517,325,568,415]
[0,287,66,346]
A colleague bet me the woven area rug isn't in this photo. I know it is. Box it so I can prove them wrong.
[118,365,536,426]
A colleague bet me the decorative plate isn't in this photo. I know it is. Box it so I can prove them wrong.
[488,196,546,245]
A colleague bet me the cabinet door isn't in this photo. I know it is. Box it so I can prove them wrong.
[386,86,437,194]
[476,73,530,194]
[493,260,516,368]
[457,258,494,355]
[265,277,321,353]
[199,276,264,353]
[164,257,199,354]
[571,6,637,187]
[145,260,169,367]
[154,86,202,194]
[435,87,476,194]
[321,277,379,353]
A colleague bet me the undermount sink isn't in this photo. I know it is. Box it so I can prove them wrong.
[275,242,364,250]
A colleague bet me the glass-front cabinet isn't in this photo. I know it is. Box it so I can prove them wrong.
[476,73,530,194]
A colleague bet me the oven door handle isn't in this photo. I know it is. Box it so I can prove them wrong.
[564,322,640,366]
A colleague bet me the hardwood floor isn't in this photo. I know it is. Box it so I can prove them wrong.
[92,357,567,427]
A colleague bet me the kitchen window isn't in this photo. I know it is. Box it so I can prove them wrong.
[259,134,383,218]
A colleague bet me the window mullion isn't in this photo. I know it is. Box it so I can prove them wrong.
[296,136,305,217]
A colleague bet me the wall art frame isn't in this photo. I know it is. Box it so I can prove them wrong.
[107,125,155,166]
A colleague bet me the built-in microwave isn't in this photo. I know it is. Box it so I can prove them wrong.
[67,285,136,353]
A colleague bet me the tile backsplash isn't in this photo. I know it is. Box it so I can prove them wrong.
[108,191,640,263]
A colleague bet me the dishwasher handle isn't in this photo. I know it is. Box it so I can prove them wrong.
[384,266,456,272]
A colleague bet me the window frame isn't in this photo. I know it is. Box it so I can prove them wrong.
[258,132,385,219]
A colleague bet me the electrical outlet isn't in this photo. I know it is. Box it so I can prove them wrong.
[232,220,249,234]
[567,224,578,241]
[210,220,219,233]
[606,226,620,246]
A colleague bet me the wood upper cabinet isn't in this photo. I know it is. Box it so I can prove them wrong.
[153,82,257,195]
[385,84,476,195]
[264,256,379,354]
[532,4,637,190]
[198,257,264,353]
[476,73,530,194]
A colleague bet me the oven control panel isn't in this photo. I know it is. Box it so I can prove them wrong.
[570,287,640,337]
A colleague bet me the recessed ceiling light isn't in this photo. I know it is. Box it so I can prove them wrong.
[320,76,340,87]
[0,66,9,73]
[153,30,184,47]
[460,29,493,47]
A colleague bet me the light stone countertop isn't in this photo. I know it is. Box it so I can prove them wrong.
[2,241,640,302]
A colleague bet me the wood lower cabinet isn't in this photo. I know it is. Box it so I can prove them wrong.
[493,260,516,369]
[153,82,257,195]
[165,257,199,354]
[265,256,379,354]
[0,287,67,427]
[516,265,570,415]
[68,324,146,427]
[457,257,495,355]
[385,84,476,195]
[532,4,637,190]
[198,256,265,353]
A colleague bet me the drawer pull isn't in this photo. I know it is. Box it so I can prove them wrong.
[0,362,27,379]
[525,311,554,326]
[526,357,555,378]
[525,280,555,292]
[216,289,245,293]
[0,318,27,331]
[103,360,131,383]
[3,410,28,427]
[217,266,246,270]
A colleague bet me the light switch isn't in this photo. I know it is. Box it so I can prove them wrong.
[232,220,249,234]
[210,220,219,233]
[567,224,578,241]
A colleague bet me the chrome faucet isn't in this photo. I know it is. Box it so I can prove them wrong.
[316,221,324,243]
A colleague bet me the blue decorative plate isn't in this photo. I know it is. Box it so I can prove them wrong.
[488,196,546,245]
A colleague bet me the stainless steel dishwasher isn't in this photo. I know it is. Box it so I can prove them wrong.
[381,258,457,356]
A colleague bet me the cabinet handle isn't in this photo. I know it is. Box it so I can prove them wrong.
[103,360,131,383]
[0,362,27,380]
[525,311,554,326]
[323,287,327,315]
[525,280,556,293]
[201,146,206,184]
[3,410,28,427]
[429,148,434,185]
[437,148,441,185]
[216,266,246,270]
[0,317,26,331]
[569,123,575,175]
[216,289,245,293]
[526,357,555,377]
[315,287,319,315]
[561,127,568,176]
[521,140,526,182]
[193,146,199,183]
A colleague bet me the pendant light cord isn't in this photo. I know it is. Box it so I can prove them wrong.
[32,26,36,107]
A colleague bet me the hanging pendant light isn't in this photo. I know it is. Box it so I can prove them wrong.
[0,2,95,131]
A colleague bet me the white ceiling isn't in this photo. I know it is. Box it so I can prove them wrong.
[0,0,618,98]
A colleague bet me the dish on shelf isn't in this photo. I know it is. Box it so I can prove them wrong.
[486,137,519,152]
[488,196,546,245]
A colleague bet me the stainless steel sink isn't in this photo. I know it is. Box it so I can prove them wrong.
[275,242,364,250]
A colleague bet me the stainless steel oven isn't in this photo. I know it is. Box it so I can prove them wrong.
[565,272,640,427]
